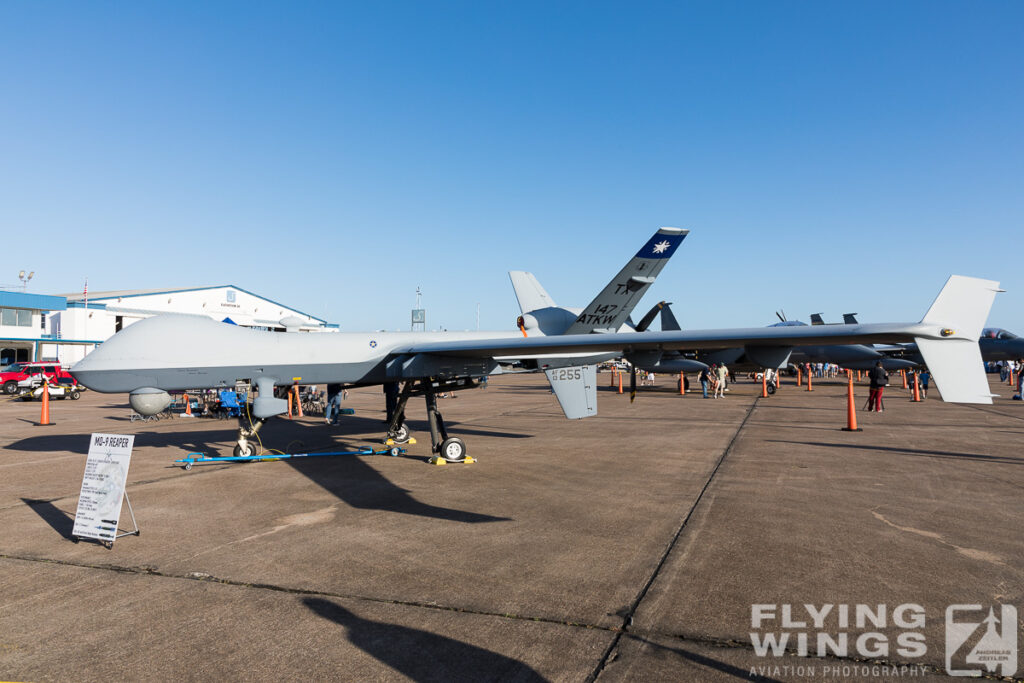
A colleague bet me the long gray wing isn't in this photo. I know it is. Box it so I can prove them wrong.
[394,322,943,358]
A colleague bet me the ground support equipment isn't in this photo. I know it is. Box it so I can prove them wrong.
[174,446,406,470]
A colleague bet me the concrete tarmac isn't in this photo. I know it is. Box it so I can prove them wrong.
[0,372,1020,681]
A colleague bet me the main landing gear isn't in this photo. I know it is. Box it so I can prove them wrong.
[385,379,473,463]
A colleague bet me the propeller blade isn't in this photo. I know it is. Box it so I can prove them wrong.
[634,301,666,333]
[775,311,785,322]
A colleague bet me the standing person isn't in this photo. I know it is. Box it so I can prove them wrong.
[325,383,344,425]
[715,363,727,398]
[719,363,729,392]
[866,361,888,412]
[699,366,712,399]
[919,368,930,400]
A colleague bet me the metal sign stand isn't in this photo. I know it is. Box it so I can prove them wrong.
[115,491,141,542]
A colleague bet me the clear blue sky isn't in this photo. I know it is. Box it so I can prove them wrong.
[2,2,1021,332]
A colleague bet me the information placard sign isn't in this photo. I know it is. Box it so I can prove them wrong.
[72,434,135,543]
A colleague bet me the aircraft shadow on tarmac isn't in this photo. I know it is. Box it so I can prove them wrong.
[8,421,511,526]
[324,412,533,441]
[623,634,784,683]
[302,597,546,682]
[283,456,511,524]
[769,440,1023,465]
[4,428,233,460]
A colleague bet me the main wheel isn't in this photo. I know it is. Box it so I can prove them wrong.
[70,390,81,400]
[2,381,17,395]
[767,383,776,395]
[391,422,411,444]
[439,436,467,462]
[234,442,256,458]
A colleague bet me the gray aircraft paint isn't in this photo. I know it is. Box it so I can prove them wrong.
[73,275,1001,406]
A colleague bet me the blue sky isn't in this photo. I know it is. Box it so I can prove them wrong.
[2,2,1021,332]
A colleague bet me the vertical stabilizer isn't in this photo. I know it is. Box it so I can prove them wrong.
[509,271,557,314]
[562,227,688,334]
[915,275,1002,404]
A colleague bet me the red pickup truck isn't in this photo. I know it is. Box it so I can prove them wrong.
[1,361,78,395]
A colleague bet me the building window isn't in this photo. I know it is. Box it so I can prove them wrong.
[227,290,236,303]
[1,309,33,327]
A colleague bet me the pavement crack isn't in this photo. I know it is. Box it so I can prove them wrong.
[870,508,1010,569]
[0,554,621,634]
[587,397,760,682]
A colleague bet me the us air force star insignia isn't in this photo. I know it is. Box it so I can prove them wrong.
[652,240,671,254]
[369,340,378,348]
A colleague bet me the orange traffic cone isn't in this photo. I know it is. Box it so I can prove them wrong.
[35,381,55,426]
[679,372,685,395]
[184,392,192,416]
[617,371,623,394]
[761,371,768,398]
[286,390,293,418]
[901,369,908,389]
[796,366,802,386]
[294,385,303,418]
[806,367,813,392]
[842,373,861,431]
[911,372,921,402]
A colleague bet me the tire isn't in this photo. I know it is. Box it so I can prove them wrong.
[70,391,81,400]
[3,381,17,395]
[439,437,467,462]
[234,442,256,458]
[767,383,776,395]
[184,463,192,471]
[391,423,411,444]
[389,447,401,457]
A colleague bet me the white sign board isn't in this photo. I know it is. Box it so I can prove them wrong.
[72,433,135,543]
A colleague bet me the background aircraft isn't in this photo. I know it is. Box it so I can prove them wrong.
[646,307,918,372]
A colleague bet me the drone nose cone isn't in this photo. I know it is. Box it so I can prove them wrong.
[70,314,204,392]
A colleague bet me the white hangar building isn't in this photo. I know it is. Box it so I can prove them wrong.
[43,285,334,366]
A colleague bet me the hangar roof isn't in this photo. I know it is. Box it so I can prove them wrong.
[60,285,326,324]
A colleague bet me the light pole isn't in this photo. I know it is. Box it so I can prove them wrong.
[18,270,34,291]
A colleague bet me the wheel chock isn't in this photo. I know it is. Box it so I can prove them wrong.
[385,437,418,446]
[427,455,476,466]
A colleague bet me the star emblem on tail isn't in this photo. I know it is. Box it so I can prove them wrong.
[652,240,671,254]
